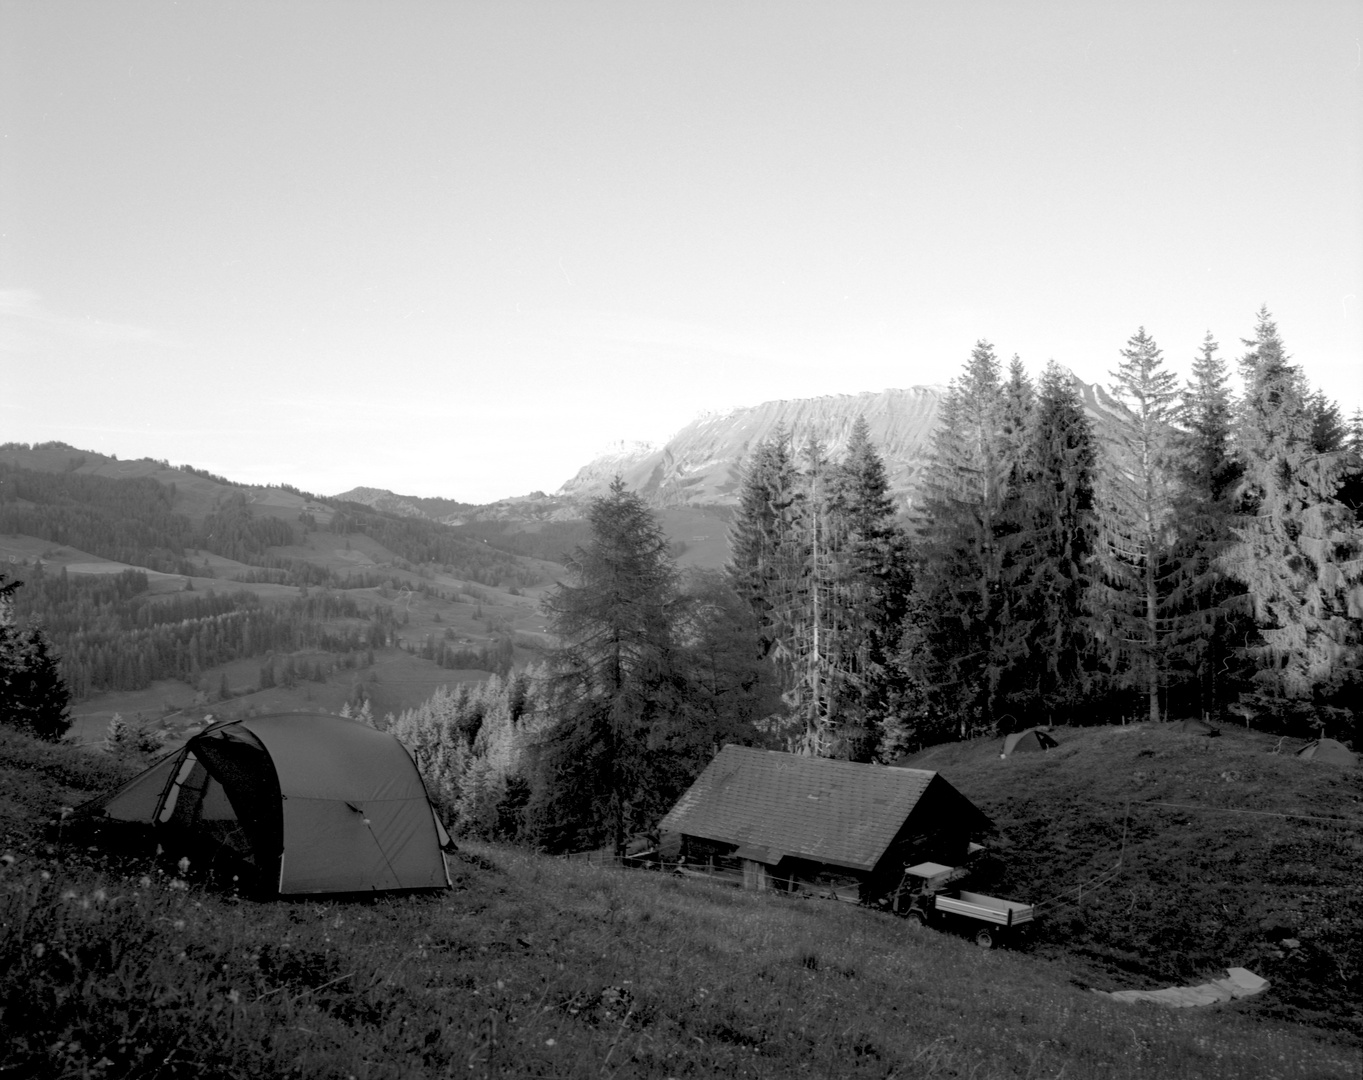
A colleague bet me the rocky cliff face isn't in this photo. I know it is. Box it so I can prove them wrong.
[341,374,1128,523]
[558,386,948,508]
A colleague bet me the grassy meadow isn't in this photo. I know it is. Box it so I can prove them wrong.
[3,726,1361,1079]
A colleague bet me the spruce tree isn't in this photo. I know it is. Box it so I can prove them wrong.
[728,421,911,759]
[906,343,1029,738]
[527,478,689,854]
[823,416,912,758]
[766,434,838,757]
[1307,391,1348,454]
[1220,309,1363,727]
[1166,332,1248,720]
[727,428,803,660]
[0,573,72,742]
[1094,328,1181,721]
[674,568,779,756]
[102,711,165,762]
[1348,409,1363,455]
[1003,363,1101,725]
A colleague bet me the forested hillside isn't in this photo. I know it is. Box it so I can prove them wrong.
[726,315,1362,756]
[0,446,556,727]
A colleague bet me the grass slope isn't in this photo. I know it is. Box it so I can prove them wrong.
[906,723,1363,1033]
[2,729,1360,1079]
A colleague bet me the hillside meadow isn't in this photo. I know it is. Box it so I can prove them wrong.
[903,723,1363,1034]
[2,726,1360,1079]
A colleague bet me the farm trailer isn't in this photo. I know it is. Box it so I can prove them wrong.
[893,861,1036,949]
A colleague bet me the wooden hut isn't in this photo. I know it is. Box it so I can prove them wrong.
[658,745,992,904]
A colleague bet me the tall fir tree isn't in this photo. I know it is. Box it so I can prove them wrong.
[906,342,1026,737]
[777,434,838,756]
[673,568,779,755]
[728,421,911,759]
[727,428,803,661]
[1165,332,1249,720]
[822,416,912,759]
[1220,309,1363,728]
[1002,363,1101,725]
[1094,328,1181,721]
[526,479,690,854]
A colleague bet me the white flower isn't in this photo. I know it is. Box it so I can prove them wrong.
[177,857,190,875]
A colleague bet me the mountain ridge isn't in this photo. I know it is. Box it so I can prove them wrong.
[340,373,1129,521]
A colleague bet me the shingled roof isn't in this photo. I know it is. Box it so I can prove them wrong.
[659,745,990,873]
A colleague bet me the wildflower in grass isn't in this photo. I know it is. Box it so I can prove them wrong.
[177,856,190,875]
[61,889,77,901]
[40,870,50,881]
[545,1039,556,1047]
[92,888,107,903]
[227,989,240,1005]
[173,919,186,931]
[139,876,151,888]
[169,878,188,891]
[32,943,45,957]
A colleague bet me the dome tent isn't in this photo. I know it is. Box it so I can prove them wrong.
[76,713,452,895]
[1000,728,1059,758]
[1295,738,1357,767]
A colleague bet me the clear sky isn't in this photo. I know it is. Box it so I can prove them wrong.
[3,2,1360,503]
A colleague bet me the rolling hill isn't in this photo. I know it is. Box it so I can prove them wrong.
[1,719,1358,1078]
[0,443,559,741]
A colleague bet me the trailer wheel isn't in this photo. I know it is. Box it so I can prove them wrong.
[973,929,994,949]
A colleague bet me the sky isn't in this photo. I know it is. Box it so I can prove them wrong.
[2,2,1361,504]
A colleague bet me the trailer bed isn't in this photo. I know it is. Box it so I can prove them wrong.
[933,890,1035,927]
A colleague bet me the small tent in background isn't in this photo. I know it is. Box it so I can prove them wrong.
[1001,729,1059,757]
[76,713,452,895]
[1296,738,1357,767]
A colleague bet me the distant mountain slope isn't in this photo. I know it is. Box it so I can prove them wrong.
[555,388,944,508]
[331,486,481,523]
[558,375,1130,510]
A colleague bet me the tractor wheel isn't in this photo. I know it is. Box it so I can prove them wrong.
[906,910,927,927]
[974,928,994,949]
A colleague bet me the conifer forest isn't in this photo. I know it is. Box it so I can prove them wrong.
[386,311,1362,855]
